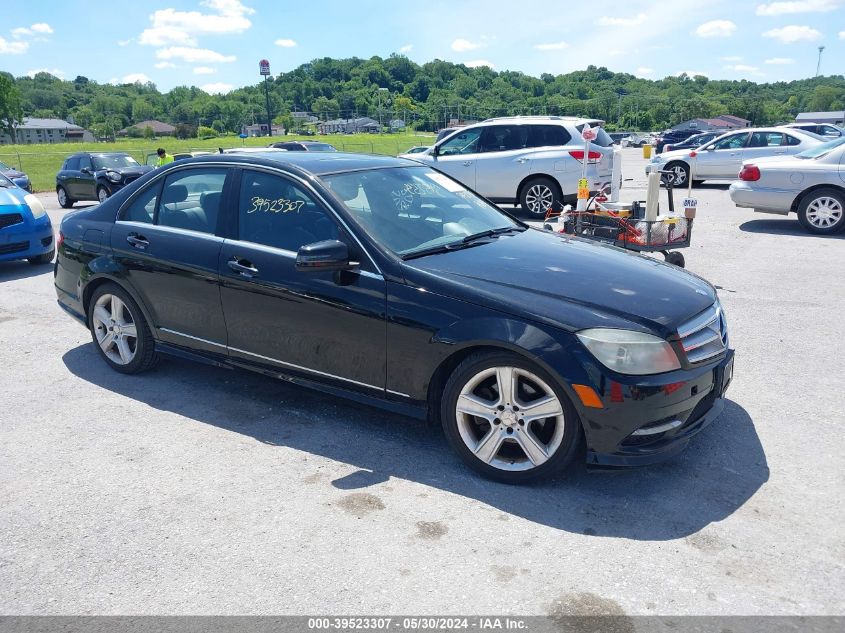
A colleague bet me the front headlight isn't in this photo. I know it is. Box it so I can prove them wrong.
[23,193,47,219]
[576,328,681,375]
[106,171,122,183]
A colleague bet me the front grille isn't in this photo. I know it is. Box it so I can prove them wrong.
[0,240,29,255]
[41,235,53,247]
[678,302,728,364]
[124,176,139,185]
[0,213,24,229]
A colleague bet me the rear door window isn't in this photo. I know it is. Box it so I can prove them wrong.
[784,134,802,146]
[749,132,785,147]
[526,125,571,148]
[157,168,228,234]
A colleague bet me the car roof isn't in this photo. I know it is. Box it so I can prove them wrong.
[188,151,415,176]
[478,115,604,126]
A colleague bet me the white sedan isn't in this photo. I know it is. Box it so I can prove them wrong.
[728,137,845,235]
[646,127,823,187]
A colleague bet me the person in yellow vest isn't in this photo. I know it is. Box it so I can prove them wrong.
[155,148,174,167]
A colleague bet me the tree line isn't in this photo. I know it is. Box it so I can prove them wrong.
[1,55,844,141]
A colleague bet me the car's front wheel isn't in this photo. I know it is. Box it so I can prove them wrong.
[96,186,110,204]
[441,351,581,483]
[661,162,689,187]
[520,177,561,217]
[57,186,74,209]
[88,283,158,374]
[797,188,845,235]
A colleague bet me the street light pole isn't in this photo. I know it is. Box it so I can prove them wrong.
[377,87,388,133]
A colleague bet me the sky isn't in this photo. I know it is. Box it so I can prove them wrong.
[1,0,844,94]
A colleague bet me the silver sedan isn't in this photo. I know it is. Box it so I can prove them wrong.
[729,137,845,235]
[646,127,823,187]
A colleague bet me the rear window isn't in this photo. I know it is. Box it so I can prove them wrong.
[575,123,613,147]
[527,125,572,147]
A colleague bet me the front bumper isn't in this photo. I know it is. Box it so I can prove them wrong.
[728,181,794,214]
[0,214,54,262]
[581,349,735,468]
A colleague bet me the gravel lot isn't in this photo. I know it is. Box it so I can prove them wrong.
[1,149,843,616]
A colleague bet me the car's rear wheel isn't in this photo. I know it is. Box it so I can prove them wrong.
[57,186,74,209]
[661,162,689,187]
[520,177,561,217]
[96,186,109,203]
[88,284,158,374]
[441,351,581,483]
[797,188,845,235]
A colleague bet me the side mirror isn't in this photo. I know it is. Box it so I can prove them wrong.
[431,145,439,158]
[81,167,92,174]
[295,240,355,272]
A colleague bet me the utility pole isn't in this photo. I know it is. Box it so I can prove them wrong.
[377,87,388,132]
[259,59,272,136]
[816,46,825,77]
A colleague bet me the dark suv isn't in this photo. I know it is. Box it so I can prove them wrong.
[268,141,337,152]
[655,130,697,153]
[56,153,152,208]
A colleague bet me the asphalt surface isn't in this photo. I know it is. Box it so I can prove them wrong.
[1,149,843,616]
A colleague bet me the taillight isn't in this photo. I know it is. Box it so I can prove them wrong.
[739,165,760,181]
[57,231,64,249]
[568,150,603,163]
[664,145,672,152]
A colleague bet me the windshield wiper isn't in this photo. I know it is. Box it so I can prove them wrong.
[402,226,525,260]
[461,226,524,243]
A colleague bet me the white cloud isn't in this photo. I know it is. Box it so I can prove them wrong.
[193,66,216,74]
[0,37,28,54]
[721,55,743,61]
[451,38,481,52]
[274,38,297,47]
[839,30,845,38]
[201,82,233,94]
[154,61,177,69]
[677,70,709,77]
[122,73,152,84]
[533,41,569,50]
[26,68,64,78]
[695,20,737,38]
[464,59,494,68]
[156,46,236,63]
[31,23,53,34]
[118,38,133,46]
[763,24,822,42]
[724,64,761,73]
[765,57,796,64]
[636,67,654,76]
[139,0,254,47]
[756,1,842,15]
[597,14,646,26]
[11,27,32,38]
[399,44,413,53]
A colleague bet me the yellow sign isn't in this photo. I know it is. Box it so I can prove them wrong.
[578,178,588,189]
[577,187,590,199]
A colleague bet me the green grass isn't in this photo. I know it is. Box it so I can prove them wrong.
[0,132,435,193]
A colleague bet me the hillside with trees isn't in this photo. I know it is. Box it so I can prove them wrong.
[2,55,844,139]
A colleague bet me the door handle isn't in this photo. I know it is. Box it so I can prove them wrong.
[517,158,529,164]
[228,257,259,278]
[126,233,149,249]
[463,161,473,167]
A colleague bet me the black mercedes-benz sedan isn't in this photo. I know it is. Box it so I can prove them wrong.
[54,152,734,483]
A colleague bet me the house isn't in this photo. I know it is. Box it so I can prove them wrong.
[795,111,845,125]
[670,115,751,132]
[388,119,406,131]
[118,120,176,137]
[242,123,285,137]
[317,117,380,134]
[0,118,96,145]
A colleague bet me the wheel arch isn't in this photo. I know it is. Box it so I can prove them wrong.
[790,183,845,213]
[80,272,156,338]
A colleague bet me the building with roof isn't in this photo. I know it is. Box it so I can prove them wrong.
[317,117,380,134]
[670,115,751,133]
[0,118,96,145]
[118,120,176,137]
[242,123,286,137]
[795,111,845,125]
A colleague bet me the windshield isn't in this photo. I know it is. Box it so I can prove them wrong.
[322,166,522,257]
[0,173,14,188]
[305,143,337,152]
[795,136,845,159]
[0,160,12,170]
[92,154,140,170]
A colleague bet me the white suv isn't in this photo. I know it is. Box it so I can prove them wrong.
[401,116,616,216]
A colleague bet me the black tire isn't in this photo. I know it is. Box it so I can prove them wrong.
[96,186,110,204]
[57,186,74,209]
[520,177,562,217]
[28,248,55,265]
[796,188,845,235]
[440,351,582,484]
[88,283,158,374]
[661,161,689,188]
[664,251,685,267]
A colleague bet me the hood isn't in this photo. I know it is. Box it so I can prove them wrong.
[98,165,152,176]
[402,228,716,336]
[0,186,28,208]
[654,148,693,162]
[1,168,26,179]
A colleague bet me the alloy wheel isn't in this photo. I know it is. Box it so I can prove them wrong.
[806,196,843,229]
[97,187,109,203]
[669,165,687,186]
[58,188,67,206]
[455,366,566,472]
[91,294,138,365]
[524,184,554,215]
